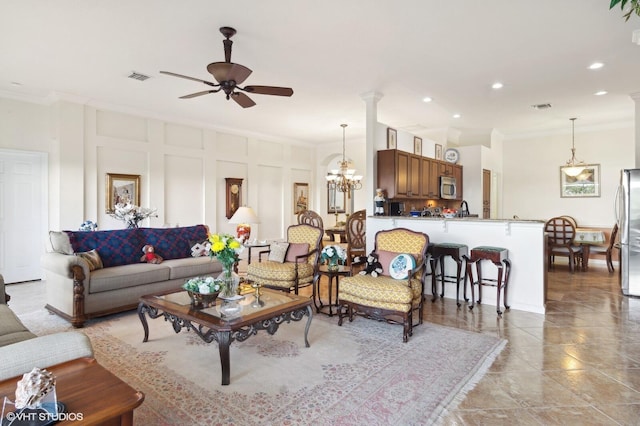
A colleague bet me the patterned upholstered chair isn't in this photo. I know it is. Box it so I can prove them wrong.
[246,224,323,294]
[338,228,429,342]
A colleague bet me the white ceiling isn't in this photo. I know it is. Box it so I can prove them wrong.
[1,0,639,145]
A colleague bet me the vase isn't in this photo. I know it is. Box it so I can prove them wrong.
[219,263,239,297]
[327,260,340,272]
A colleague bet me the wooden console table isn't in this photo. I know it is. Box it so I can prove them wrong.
[0,358,144,425]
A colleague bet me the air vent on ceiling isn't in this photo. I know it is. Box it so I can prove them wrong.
[531,103,552,110]
[128,72,150,81]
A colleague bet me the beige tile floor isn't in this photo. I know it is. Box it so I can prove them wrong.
[437,263,640,425]
[309,261,640,425]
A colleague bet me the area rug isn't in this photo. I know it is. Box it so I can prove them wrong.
[10,282,506,425]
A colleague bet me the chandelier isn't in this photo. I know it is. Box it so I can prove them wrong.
[326,124,362,197]
[564,117,585,177]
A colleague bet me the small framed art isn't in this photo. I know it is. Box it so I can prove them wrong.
[294,182,309,214]
[435,144,443,160]
[387,127,397,149]
[414,137,422,156]
[560,164,601,198]
[106,173,140,213]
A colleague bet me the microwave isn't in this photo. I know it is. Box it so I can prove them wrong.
[440,176,457,200]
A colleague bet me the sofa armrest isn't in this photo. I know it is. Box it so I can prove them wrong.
[0,331,94,381]
[40,252,89,278]
[0,274,5,305]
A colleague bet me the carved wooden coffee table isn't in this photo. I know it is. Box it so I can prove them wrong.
[137,288,312,385]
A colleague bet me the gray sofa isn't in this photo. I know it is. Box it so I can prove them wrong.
[41,225,222,327]
[0,275,94,381]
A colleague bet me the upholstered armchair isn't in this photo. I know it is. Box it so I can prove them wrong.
[247,224,323,294]
[338,228,429,342]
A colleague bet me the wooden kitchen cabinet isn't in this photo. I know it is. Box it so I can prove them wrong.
[377,149,422,199]
[378,149,462,200]
[422,158,440,198]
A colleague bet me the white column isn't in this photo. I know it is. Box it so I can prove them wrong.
[360,91,383,216]
[631,92,640,168]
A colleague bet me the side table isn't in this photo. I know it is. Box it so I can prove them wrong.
[314,265,351,316]
[243,242,270,265]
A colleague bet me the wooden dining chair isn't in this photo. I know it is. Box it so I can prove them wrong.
[588,223,619,273]
[544,216,583,273]
[344,209,366,269]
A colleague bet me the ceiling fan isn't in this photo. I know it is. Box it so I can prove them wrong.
[160,26,293,108]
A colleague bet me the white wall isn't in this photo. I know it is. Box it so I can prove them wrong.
[0,97,317,243]
[503,125,634,226]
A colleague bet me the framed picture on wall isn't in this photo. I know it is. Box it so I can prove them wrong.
[387,127,397,149]
[435,144,443,160]
[294,182,309,214]
[414,136,422,156]
[560,164,601,198]
[225,178,243,219]
[105,173,140,213]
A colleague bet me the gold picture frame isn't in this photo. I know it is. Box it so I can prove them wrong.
[106,173,140,212]
[414,136,422,156]
[387,127,397,149]
[294,182,309,214]
[560,164,601,198]
[435,144,443,160]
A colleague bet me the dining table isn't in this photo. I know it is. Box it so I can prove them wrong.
[574,227,606,270]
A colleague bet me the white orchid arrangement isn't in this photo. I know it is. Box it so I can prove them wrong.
[109,203,157,228]
[183,276,223,294]
[321,245,347,265]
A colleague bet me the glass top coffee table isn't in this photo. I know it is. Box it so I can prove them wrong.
[137,287,312,385]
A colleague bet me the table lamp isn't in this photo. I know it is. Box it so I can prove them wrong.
[229,206,260,244]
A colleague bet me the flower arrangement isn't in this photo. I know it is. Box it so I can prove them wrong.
[109,203,157,229]
[208,233,244,268]
[321,245,347,265]
[79,220,98,231]
[183,276,222,294]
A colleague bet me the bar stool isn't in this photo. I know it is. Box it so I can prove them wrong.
[464,246,511,316]
[430,243,468,307]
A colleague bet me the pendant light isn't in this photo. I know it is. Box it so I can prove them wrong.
[564,117,585,177]
[325,124,363,197]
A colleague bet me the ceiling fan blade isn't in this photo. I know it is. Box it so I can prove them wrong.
[206,62,252,84]
[179,89,220,99]
[242,85,294,97]
[160,71,218,87]
[231,92,256,108]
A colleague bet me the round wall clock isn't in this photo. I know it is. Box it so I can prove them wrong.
[444,148,459,164]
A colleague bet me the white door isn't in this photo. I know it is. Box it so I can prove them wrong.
[0,150,47,283]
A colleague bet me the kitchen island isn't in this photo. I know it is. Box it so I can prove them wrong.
[367,216,546,314]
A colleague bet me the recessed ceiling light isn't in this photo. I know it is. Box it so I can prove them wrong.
[452,114,461,119]
[594,90,608,96]
[588,62,604,70]
[422,97,433,103]
[10,82,22,87]
[491,82,503,89]
[531,103,552,110]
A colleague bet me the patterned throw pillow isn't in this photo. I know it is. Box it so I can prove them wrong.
[75,249,104,271]
[285,243,310,263]
[49,231,73,254]
[377,250,398,277]
[268,242,290,263]
[190,240,211,257]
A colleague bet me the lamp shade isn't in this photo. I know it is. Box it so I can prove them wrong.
[228,206,260,224]
[228,206,260,244]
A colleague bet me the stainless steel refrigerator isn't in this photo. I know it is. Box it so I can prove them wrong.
[618,169,640,296]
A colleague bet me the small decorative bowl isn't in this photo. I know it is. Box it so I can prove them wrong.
[443,213,456,218]
[186,290,220,308]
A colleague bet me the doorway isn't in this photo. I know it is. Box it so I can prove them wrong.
[0,149,47,283]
